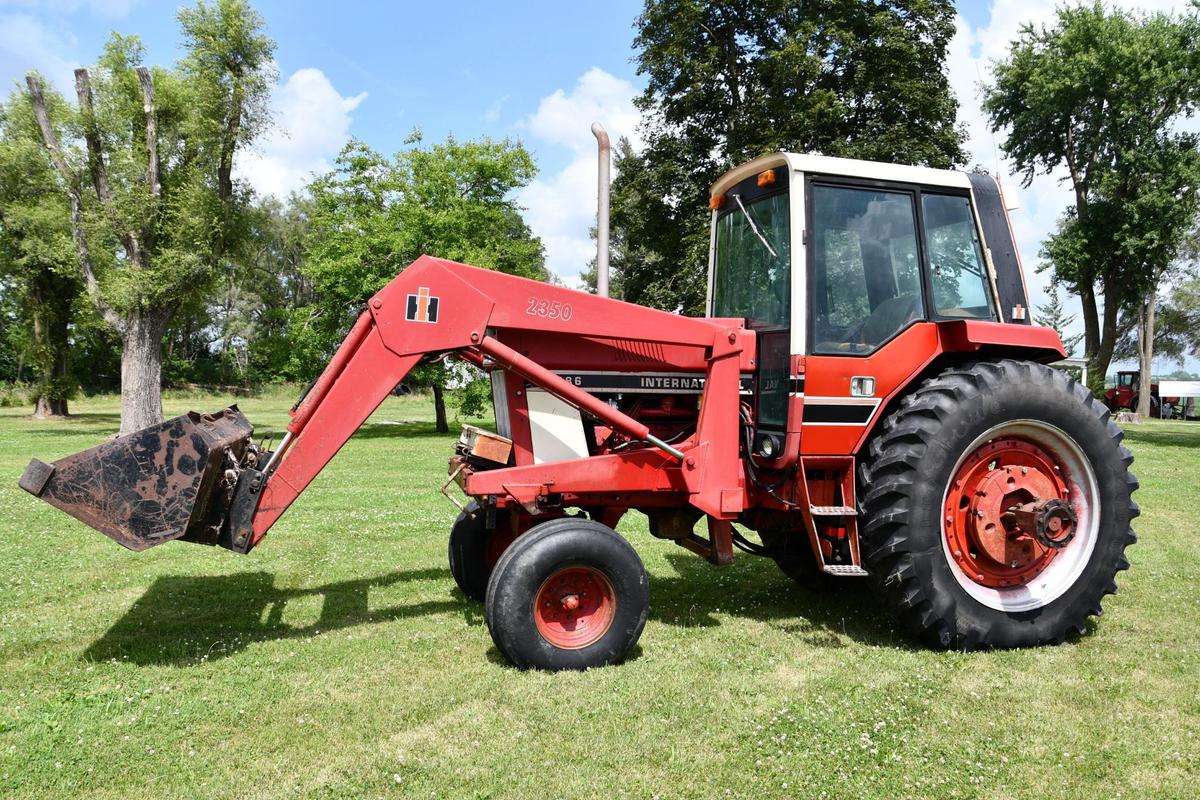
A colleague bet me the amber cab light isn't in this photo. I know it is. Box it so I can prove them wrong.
[757,169,777,187]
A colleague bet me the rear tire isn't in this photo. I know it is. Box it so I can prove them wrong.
[858,359,1138,650]
[759,527,821,584]
[1129,395,1161,418]
[484,518,648,670]
[448,503,513,602]
[758,528,852,591]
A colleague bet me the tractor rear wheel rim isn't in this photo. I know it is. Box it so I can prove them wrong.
[940,420,1099,612]
[533,566,616,649]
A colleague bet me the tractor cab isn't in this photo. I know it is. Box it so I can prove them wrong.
[707,153,1034,461]
[1108,370,1139,409]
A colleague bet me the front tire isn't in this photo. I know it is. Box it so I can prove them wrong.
[858,359,1138,650]
[484,518,648,670]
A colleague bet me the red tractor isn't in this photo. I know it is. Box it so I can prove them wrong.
[21,153,1137,670]
[1104,370,1176,417]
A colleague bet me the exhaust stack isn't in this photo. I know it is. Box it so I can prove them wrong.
[591,121,611,298]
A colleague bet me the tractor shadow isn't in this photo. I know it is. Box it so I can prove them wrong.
[85,550,903,668]
[1120,423,1200,449]
[351,419,486,440]
[17,412,123,436]
[84,566,479,667]
[646,551,902,649]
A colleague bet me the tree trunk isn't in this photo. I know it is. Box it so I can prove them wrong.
[1078,279,1103,395]
[29,275,74,419]
[1136,295,1156,418]
[119,311,167,435]
[432,383,449,434]
[30,288,51,420]
[46,320,71,417]
[1087,272,1122,396]
[51,335,70,416]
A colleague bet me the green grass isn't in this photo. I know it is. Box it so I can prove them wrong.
[1,394,1198,799]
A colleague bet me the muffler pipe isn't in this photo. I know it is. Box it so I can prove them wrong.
[592,121,611,299]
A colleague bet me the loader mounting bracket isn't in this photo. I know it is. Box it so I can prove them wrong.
[222,467,267,554]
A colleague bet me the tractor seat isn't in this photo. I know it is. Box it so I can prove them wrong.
[860,294,921,345]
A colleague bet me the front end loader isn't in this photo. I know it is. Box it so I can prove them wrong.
[21,152,1137,670]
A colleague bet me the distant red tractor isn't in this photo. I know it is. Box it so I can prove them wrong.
[1104,370,1176,418]
[21,152,1138,670]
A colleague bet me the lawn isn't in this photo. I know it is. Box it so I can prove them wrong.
[0,393,1198,799]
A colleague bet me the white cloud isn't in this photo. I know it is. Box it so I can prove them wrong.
[521,67,642,153]
[0,12,80,95]
[237,67,366,200]
[482,94,509,123]
[517,67,640,283]
[950,1,1198,362]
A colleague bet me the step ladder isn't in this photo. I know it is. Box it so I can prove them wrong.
[799,458,869,577]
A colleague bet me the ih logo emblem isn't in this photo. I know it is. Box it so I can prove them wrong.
[406,287,439,323]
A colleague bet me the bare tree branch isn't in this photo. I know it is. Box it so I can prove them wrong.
[26,74,74,183]
[26,72,124,332]
[135,66,160,201]
[73,68,113,207]
[75,67,143,265]
[218,82,243,205]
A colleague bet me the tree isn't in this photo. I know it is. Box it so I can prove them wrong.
[303,134,546,431]
[0,98,80,416]
[608,0,966,313]
[24,0,275,434]
[1146,275,1200,364]
[984,3,1200,398]
[239,195,316,383]
[1034,279,1084,357]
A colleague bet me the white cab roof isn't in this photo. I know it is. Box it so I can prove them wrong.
[710,152,972,198]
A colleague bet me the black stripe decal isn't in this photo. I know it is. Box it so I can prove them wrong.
[790,377,805,394]
[803,403,874,424]
[550,371,754,394]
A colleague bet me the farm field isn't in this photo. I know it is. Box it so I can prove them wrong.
[0,394,1198,799]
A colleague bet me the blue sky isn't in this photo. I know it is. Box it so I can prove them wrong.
[1,0,1195,370]
[0,1,645,171]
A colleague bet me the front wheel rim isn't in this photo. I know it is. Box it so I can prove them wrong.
[940,420,1100,612]
[533,566,616,649]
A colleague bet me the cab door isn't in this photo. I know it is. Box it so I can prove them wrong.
[802,176,999,455]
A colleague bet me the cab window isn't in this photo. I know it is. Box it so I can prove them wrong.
[922,194,996,319]
[811,184,923,354]
[713,190,790,327]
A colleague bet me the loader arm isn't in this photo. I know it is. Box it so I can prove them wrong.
[230,256,754,551]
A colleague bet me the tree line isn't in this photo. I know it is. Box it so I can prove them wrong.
[2,0,1199,434]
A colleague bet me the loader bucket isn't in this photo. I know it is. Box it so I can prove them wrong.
[18,407,254,551]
